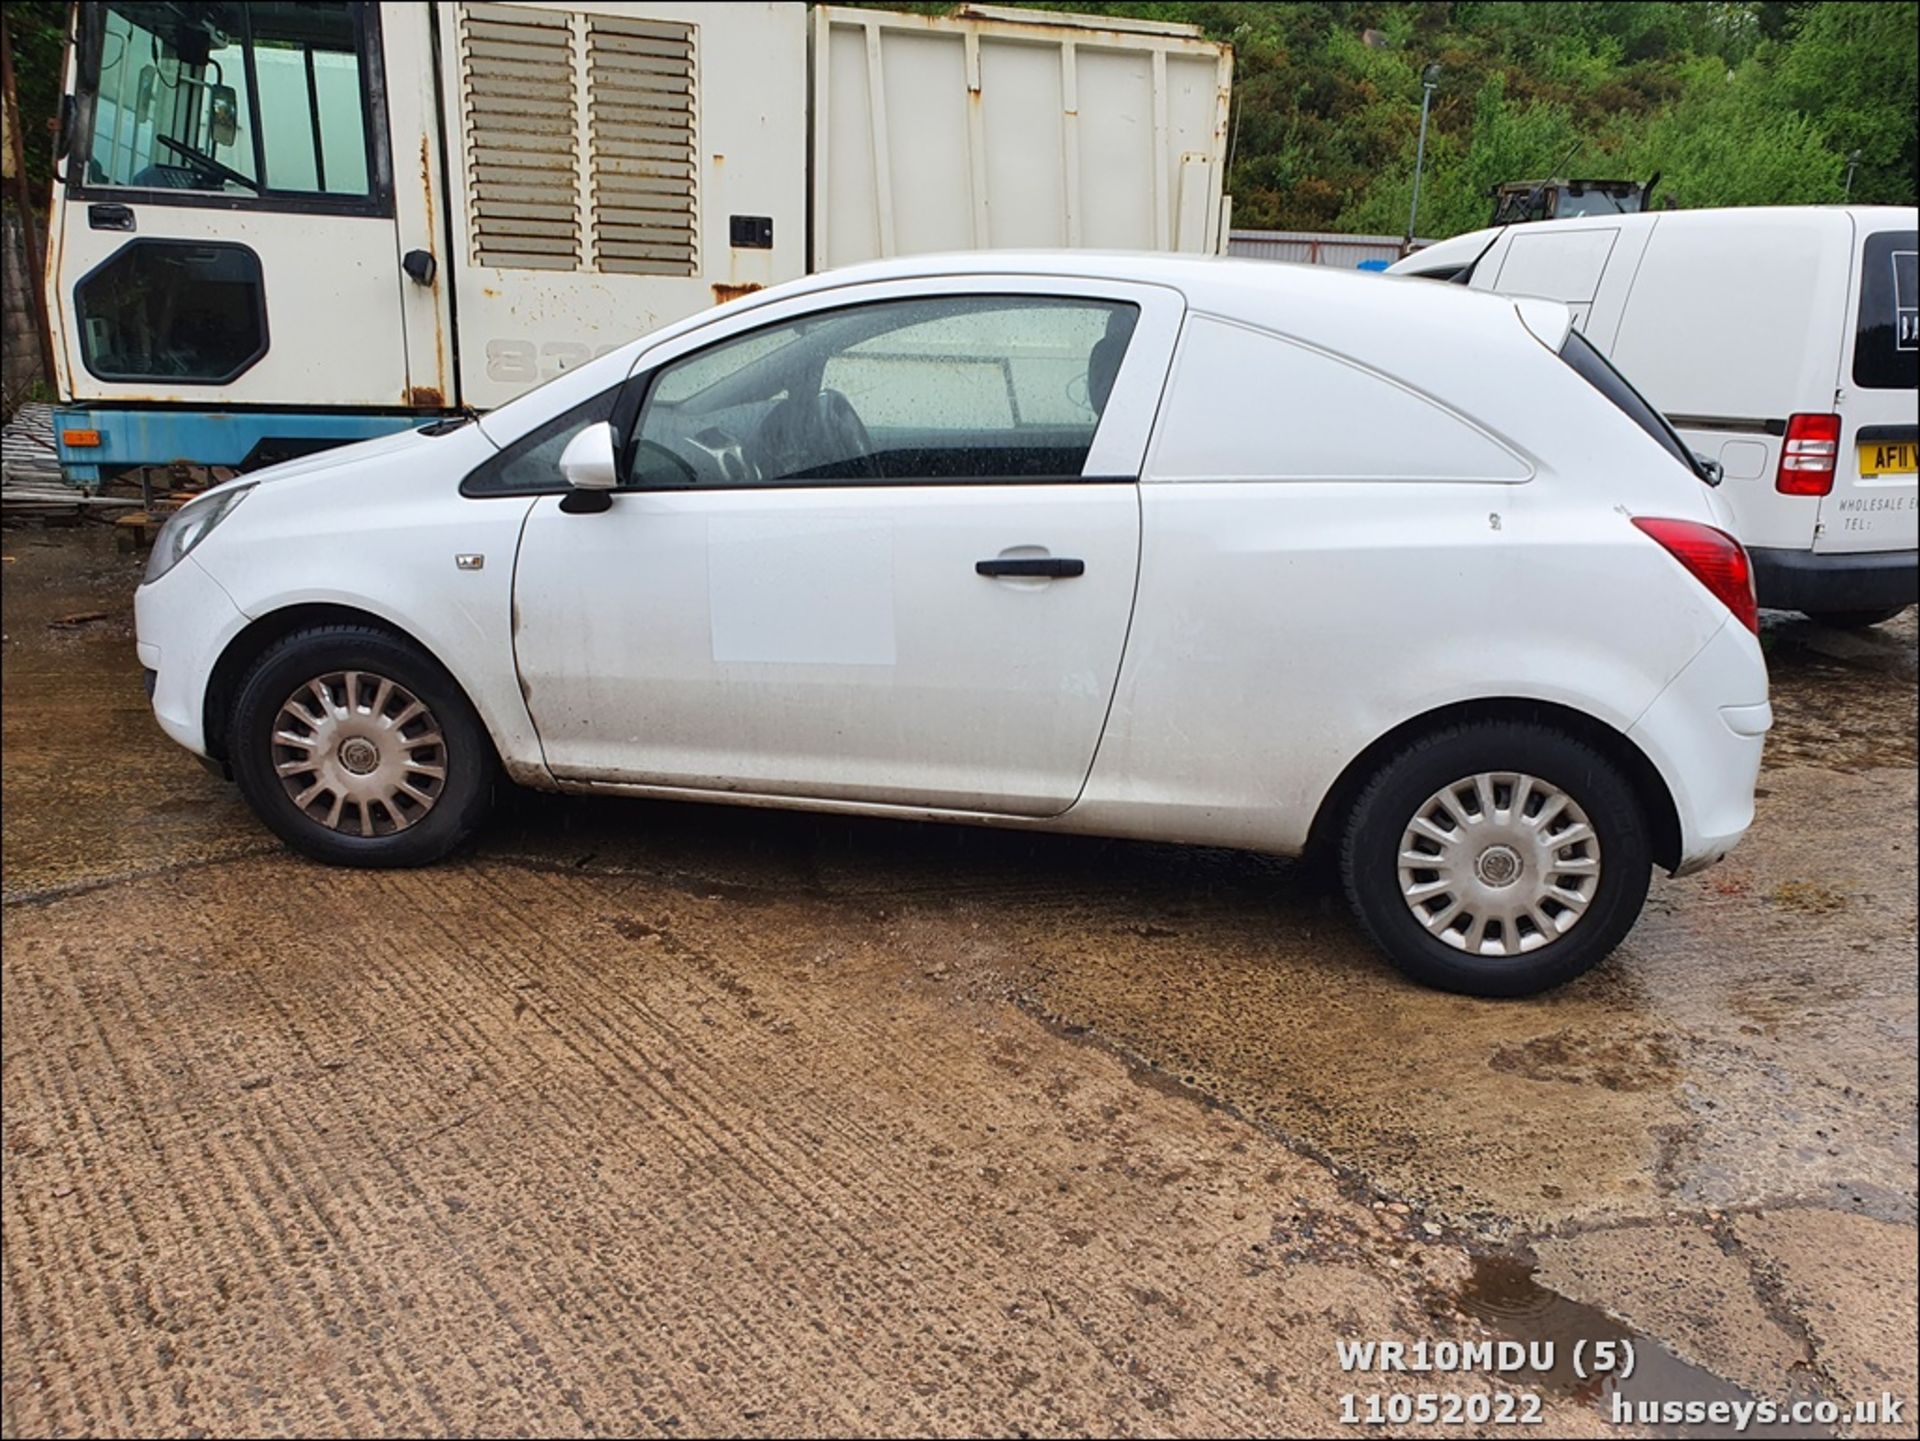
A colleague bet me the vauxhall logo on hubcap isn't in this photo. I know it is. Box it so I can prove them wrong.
[1476,845,1523,887]
[338,737,381,775]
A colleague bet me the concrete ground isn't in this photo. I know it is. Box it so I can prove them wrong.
[3,524,1914,1438]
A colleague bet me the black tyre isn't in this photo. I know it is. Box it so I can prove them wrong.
[1339,723,1651,997]
[229,625,496,867]
[1802,606,1907,630]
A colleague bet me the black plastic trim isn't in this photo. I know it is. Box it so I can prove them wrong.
[1856,424,1919,444]
[976,557,1086,578]
[467,471,1140,501]
[1748,547,1919,611]
[1665,414,1787,437]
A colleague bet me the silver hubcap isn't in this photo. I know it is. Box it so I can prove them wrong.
[1397,772,1603,957]
[271,671,447,837]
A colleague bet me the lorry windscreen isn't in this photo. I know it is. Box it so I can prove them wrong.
[1559,331,1704,480]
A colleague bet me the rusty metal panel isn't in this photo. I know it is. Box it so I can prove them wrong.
[587,14,698,276]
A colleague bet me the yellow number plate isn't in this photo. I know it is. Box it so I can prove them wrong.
[1858,441,1918,477]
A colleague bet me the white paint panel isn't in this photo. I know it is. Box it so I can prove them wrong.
[1491,227,1618,304]
[514,483,1139,815]
[1150,315,1532,483]
[708,516,897,665]
[1610,211,1853,423]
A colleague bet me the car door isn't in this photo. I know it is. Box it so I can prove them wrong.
[509,276,1184,817]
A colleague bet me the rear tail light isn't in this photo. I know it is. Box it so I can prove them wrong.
[1776,412,1840,496]
[1632,517,1759,634]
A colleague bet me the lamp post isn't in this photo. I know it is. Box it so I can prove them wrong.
[1406,62,1441,250]
[1844,148,1861,200]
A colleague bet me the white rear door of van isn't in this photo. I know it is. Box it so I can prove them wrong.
[1821,217,1919,555]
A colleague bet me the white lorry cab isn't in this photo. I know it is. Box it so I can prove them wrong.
[1391,206,1919,626]
[42,1,1231,485]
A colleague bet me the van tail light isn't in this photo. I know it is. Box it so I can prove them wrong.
[1776,412,1841,496]
[1632,517,1760,635]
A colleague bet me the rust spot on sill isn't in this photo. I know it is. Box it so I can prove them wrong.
[406,386,446,409]
[712,282,763,306]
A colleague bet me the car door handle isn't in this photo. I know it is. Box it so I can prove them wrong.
[88,203,135,231]
[975,557,1084,578]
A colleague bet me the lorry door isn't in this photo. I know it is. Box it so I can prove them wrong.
[47,3,430,411]
[438,2,808,411]
[1820,219,1918,556]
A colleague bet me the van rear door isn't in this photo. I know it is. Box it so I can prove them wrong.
[1819,221,1918,555]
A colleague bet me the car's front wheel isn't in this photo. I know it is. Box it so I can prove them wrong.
[229,625,495,866]
[1339,723,1651,997]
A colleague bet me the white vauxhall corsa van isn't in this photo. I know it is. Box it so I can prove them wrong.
[1392,207,1918,627]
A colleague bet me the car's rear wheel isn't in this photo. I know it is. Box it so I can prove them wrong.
[229,625,495,866]
[1340,723,1651,997]
[1802,606,1906,630]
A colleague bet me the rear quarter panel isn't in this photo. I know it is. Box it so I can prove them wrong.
[1069,482,1729,852]
[1066,289,1733,853]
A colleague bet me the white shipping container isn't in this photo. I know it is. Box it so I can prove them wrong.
[813,5,1233,268]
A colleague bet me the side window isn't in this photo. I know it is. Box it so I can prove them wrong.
[1854,230,1918,392]
[462,389,619,496]
[75,239,267,383]
[627,296,1139,488]
[84,2,375,201]
[1151,315,1530,483]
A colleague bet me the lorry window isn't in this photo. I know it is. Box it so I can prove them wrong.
[75,240,267,383]
[1854,230,1918,392]
[81,2,375,201]
[1559,331,1700,476]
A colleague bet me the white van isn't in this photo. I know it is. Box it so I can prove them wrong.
[1391,207,1918,626]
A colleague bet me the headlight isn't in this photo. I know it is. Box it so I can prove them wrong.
[143,484,255,585]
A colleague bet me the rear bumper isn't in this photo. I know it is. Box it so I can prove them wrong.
[1748,546,1918,614]
[1627,618,1770,877]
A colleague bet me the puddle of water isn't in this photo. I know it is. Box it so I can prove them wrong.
[1457,1255,1829,1439]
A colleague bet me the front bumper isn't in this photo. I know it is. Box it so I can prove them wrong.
[1627,618,1771,876]
[133,556,251,757]
[1748,546,1917,614]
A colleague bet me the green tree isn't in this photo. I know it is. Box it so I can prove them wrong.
[3,1,67,205]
